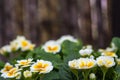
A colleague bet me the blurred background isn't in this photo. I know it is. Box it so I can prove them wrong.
[0,0,120,49]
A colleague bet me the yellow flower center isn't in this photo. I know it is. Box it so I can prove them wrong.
[19,61,30,65]
[29,44,34,50]
[7,68,17,77]
[79,61,85,67]
[105,51,115,56]
[47,46,58,52]
[87,62,94,67]
[22,41,28,47]
[106,60,112,65]
[34,62,48,69]
[3,65,13,72]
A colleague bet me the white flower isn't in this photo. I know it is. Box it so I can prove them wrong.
[15,72,21,79]
[1,67,20,79]
[90,55,94,59]
[77,58,96,69]
[89,73,96,79]
[99,49,117,57]
[42,40,61,54]
[16,58,33,67]
[0,63,13,74]
[57,35,78,44]
[106,43,117,51]
[83,45,93,49]
[79,48,93,56]
[96,56,115,68]
[19,40,35,51]
[10,40,20,51]
[68,58,96,69]
[0,45,11,55]
[68,59,78,69]
[10,36,35,51]
[23,70,32,78]
[30,60,53,74]
[116,58,120,65]
[102,51,117,57]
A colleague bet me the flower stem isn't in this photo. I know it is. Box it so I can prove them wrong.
[82,70,90,80]
[102,71,106,80]
[70,69,79,80]
[101,67,107,80]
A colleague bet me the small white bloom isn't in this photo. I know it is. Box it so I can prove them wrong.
[90,55,94,59]
[16,58,33,67]
[10,36,35,51]
[30,60,53,74]
[116,58,120,65]
[96,56,115,68]
[23,70,32,78]
[15,72,21,79]
[57,35,78,44]
[68,58,96,69]
[99,49,117,57]
[102,51,117,57]
[68,59,78,69]
[89,73,96,79]
[106,43,117,51]
[83,45,93,49]
[1,67,20,79]
[79,48,93,56]
[77,58,96,69]
[0,45,11,55]
[0,63,13,74]
[42,40,61,54]
[10,40,20,51]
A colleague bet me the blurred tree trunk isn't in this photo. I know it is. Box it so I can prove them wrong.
[77,0,92,44]
[0,0,112,49]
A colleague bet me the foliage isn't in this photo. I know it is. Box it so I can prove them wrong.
[0,35,120,80]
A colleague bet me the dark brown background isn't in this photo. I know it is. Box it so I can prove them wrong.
[0,0,119,50]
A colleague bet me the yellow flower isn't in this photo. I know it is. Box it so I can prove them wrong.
[96,56,115,68]
[30,60,53,74]
[43,40,61,54]
[0,63,13,74]
[16,59,33,67]
[23,70,32,78]
[77,58,96,69]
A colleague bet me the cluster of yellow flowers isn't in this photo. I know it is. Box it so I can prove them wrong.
[0,36,35,55]
[0,59,53,79]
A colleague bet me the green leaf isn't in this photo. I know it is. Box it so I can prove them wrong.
[59,64,77,80]
[0,60,5,69]
[112,37,120,49]
[62,40,82,56]
[114,66,120,80]
[33,48,63,69]
[42,71,59,80]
